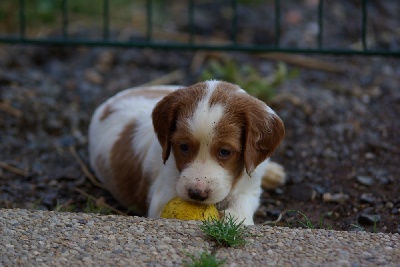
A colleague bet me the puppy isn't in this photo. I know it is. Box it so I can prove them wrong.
[88,80,285,225]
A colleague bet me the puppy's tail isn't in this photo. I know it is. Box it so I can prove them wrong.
[261,162,286,190]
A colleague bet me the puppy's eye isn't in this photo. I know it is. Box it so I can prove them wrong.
[218,149,231,158]
[180,144,189,153]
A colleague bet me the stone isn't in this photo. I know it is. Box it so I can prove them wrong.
[355,176,374,186]
[358,214,381,225]
[392,208,399,215]
[359,193,376,204]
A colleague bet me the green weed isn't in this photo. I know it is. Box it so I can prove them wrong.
[184,251,226,267]
[53,198,112,215]
[352,216,380,233]
[199,214,248,247]
[201,59,298,103]
[84,198,112,215]
[54,200,76,212]
[287,210,333,230]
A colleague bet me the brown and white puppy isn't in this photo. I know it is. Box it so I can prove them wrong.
[88,80,285,225]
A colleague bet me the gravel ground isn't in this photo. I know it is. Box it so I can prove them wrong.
[1,209,399,267]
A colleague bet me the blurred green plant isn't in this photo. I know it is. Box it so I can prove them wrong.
[286,210,333,230]
[184,250,226,267]
[201,59,298,103]
[54,199,112,215]
[54,200,76,212]
[83,198,112,215]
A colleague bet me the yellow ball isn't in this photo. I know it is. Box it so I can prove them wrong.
[161,197,220,221]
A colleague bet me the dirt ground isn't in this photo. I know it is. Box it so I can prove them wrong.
[0,1,399,233]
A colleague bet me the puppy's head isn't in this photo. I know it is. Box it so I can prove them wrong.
[152,81,284,204]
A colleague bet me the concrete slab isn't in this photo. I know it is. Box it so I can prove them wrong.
[1,209,399,266]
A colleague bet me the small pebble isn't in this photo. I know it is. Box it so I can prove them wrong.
[356,176,374,186]
[359,193,376,204]
[358,214,381,225]
[323,192,350,204]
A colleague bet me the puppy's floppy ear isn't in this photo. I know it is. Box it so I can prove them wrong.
[152,84,206,164]
[243,102,285,175]
[152,92,179,164]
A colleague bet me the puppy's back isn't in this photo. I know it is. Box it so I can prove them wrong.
[88,86,179,213]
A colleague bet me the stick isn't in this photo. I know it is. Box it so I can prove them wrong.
[0,102,22,118]
[0,161,29,177]
[258,53,345,73]
[69,146,106,189]
[138,70,184,87]
[74,187,126,216]
[262,212,284,226]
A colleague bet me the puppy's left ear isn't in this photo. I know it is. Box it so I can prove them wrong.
[244,103,285,175]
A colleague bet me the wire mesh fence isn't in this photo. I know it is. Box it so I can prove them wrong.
[0,0,399,56]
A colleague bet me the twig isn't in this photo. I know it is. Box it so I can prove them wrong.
[0,161,29,177]
[138,70,184,87]
[262,211,284,226]
[74,187,126,216]
[0,102,23,118]
[69,146,106,189]
[258,53,345,73]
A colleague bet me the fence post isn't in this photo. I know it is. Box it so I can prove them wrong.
[274,0,281,47]
[19,0,25,40]
[362,0,368,51]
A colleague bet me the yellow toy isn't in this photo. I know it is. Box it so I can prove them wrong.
[160,197,220,221]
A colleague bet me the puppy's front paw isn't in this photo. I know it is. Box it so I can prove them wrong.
[262,162,286,190]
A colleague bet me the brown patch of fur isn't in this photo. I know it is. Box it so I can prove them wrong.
[171,128,200,172]
[152,82,207,163]
[243,109,285,174]
[108,120,150,214]
[209,81,241,107]
[100,105,114,121]
[210,82,285,175]
[210,122,245,187]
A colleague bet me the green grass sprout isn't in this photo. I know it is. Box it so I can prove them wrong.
[288,210,333,230]
[199,213,248,247]
[184,251,226,267]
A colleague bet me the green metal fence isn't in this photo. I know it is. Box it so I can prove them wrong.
[0,0,399,56]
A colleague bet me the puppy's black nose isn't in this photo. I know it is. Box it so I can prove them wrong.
[188,189,208,201]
